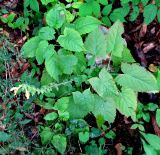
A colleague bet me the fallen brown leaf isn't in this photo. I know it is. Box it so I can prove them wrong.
[115,143,122,155]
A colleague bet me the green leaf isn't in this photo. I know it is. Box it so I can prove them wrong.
[115,63,159,92]
[74,16,101,35]
[106,20,124,57]
[73,88,94,111]
[46,4,65,29]
[112,47,135,66]
[45,52,77,80]
[142,139,158,155]
[30,0,39,12]
[157,70,160,89]
[24,0,30,7]
[102,4,112,16]
[44,112,58,121]
[72,2,83,9]
[41,69,54,85]
[116,88,137,121]
[36,40,48,64]
[155,0,160,6]
[141,0,149,6]
[141,132,160,150]
[45,53,61,81]
[79,1,100,17]
[21,36,41,58]
[109,6,129,22]
[79,132,89,143]
[102,16,111,27]
[143,4,157,25]
[40,127,54,145]
[156,109,160,127]
[38,26,55,40]
[91,1,101,17]
[89,68,119,98]
[51,135,67,154]
[84,28,107,59]
[157,9,160,23]
[68,89,94,119]
[0,132,11,142]
[98,0,108,5]
[7,13,16,22]
[59,54,78,75]
[79,3,92,17]
[129,6,139,21]
[54,97,69,112]
[121,0,131,4]
[44,44,55,59]
[58,28,85,52]
[92,95,116,123]
[41,0,56,5]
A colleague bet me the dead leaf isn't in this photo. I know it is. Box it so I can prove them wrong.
[139,23,147,38]
[151,114,160,136]
[148,64,157,72]
[143,42,155,53]
[115,143,123,155]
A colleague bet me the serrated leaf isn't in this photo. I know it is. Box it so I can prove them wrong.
[116,88,137,121]
[89,68,119,98]
[68,89,94,119]
[92,95,116,123]
[51,135,67,154]
[45,54,61,81]
[74,16,101,35]
[46,5,65,29]
[156,109,160,127]
[54,97,69,112]
[21,36,41,58]
[44,44,55,60]
[36,40,48,64]
[38,26,55,40]
[73,89,94,111]
[58,28,85,52]
[84,28,107,59]
[143,4,157,25]
[59,54,78,74]
[141,132,160,150]
[115,63,158,92]
[106,20,124,57]
[45,53,77,80]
